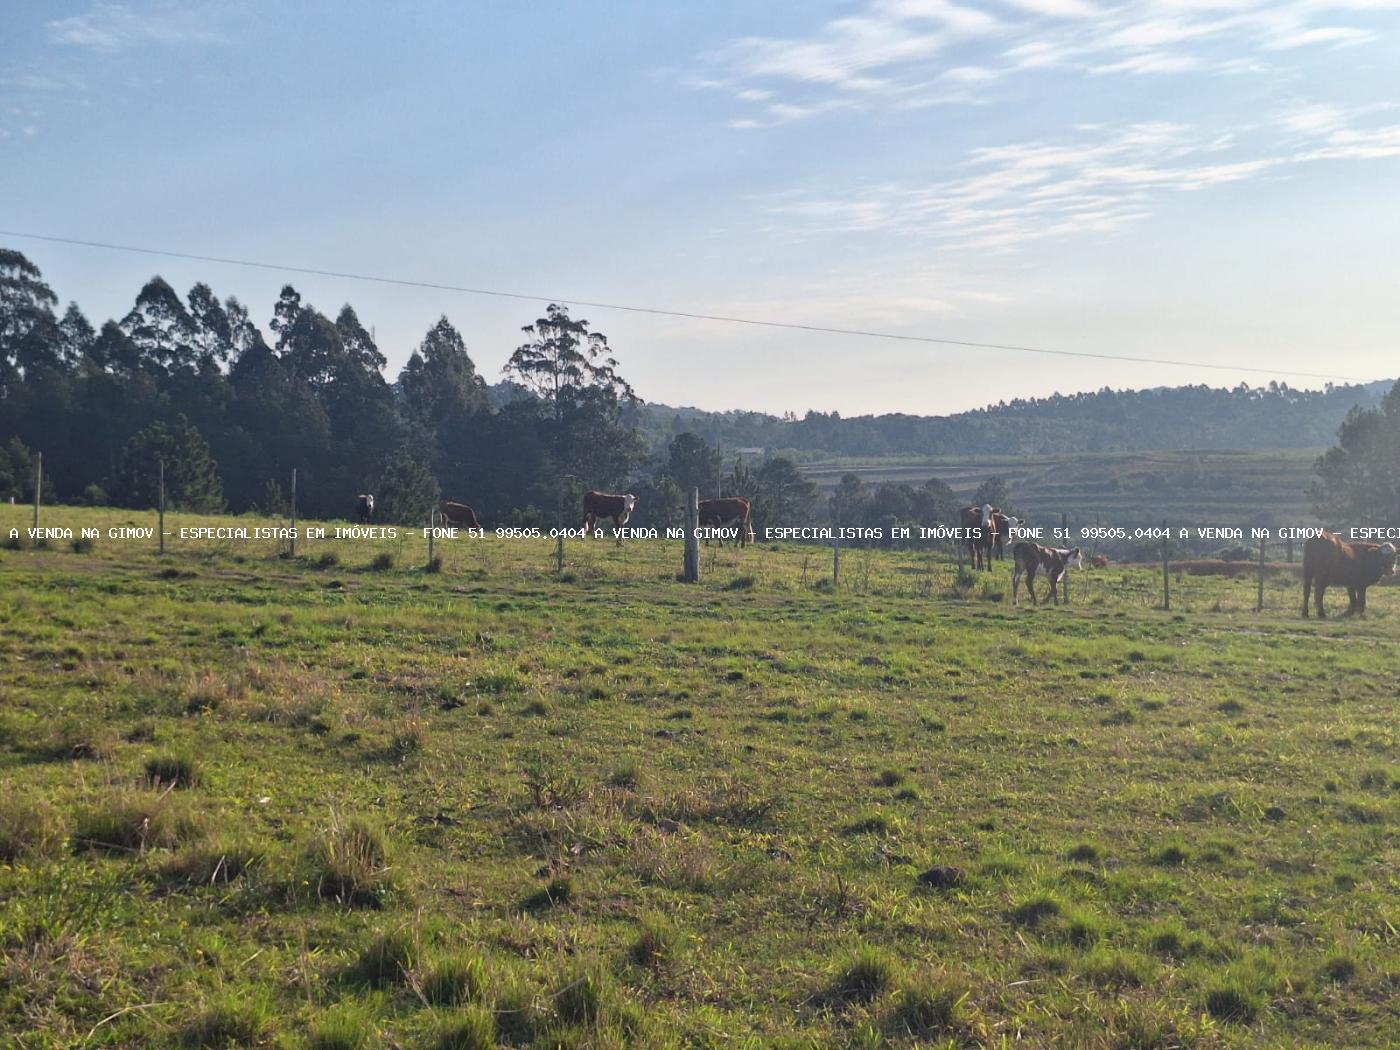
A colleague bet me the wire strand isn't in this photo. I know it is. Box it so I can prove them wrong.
[0,229,1376,384]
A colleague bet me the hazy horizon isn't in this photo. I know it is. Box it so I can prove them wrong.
[6,1,1399,415]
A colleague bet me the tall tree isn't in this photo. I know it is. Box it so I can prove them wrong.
[0,249,59,389]
[121,277,198,373]
[1312,381,1400,524]
[115,415,224,511]
[504,304,640,488]
[664,432,721,497]
[399,316,488,426]
[55,303,96,368]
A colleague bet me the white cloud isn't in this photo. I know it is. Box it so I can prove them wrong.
[46,2,226,53]
[689,1,1398,124]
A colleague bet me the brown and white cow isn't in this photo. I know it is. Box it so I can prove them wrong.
[437,500,481,529]
[1012,541,1083,606]
[582,490,637,546]
[959,504,998,571]
[355,493,374,524]
[698,497,754,548]
[1301,530,1397,618]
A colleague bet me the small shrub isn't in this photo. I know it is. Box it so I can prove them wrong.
[348,928,417,987]
[390,719,426,760]
[70,535,95,554]
[46,718,115,762]
[367,552,395,572]
[1203,983,1260,1023]
[425,555,444,573]
[554,964,614,1027]
[312,551,341,570]
[828,946,896,1005]
[0,798,63,862]
[308,1000,377,1050]
[434,1006,497,1050]
[1009,895,1062,928]
[1320,954,1357,983]
[1151,843,1190,866]
[876,769,904,787]
[179,993,274,1048]
[608,760,643,790]
[1066,843,1100,863]
[423,952,488,1005]
[629,915,684,971]
[161,839,263,884]
[145,751,200,788]
[884,973,965,1039]
[73,788,201,853]
[308,815,393,906]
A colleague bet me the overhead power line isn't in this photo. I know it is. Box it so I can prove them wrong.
[0,229,1376,384]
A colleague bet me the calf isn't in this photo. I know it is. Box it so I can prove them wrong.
[355,493,374,523]
[582,490,637,546]
[1301,531,1397,618]
[437,500,481,529]
[698,497,754,547]
[1012,541,1083,606]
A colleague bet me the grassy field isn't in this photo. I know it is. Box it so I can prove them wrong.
[2,505,1397,1049]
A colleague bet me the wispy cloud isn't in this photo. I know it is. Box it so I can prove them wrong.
[690,1,1400,124]
[46,2,226,53]
[762,101,1400,251]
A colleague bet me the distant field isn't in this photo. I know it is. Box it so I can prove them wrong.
[802,449,1321,534]
[2,505,1397,1048]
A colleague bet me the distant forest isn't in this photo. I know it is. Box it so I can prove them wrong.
[2,246,1397,531]
[638,381,1394,459]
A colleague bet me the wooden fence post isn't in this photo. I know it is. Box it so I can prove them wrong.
[32,451,42,531]
[158,456,165,554]
[683,488,700,583]
[1161,519,1171,611]
[289,468,298,557]
[1061,513,1071,606]
[427,506,435,568]
[1256,533,1266,613]
[832,528,841,587]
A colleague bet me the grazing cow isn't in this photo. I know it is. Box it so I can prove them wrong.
[1012,541,1083,606]
[698,497,754,547]
[582,490,637,546]
[437,500,481,529]
[1301,531,1397,618]
[355,494,374,524]
[1091,555,1110,569]
[959,504,999,570]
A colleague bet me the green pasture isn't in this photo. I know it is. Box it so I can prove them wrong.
[1,505,1396,1048]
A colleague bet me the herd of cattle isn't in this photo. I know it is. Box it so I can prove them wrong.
[349,492,1397,618]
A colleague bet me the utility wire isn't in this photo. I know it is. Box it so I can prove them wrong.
[0,229,1377,384]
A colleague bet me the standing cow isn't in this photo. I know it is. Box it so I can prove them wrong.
[438,500,481,529]
[582,491,637,546]
[959,504,998,570]
[1012,541,1082,606]
[698,497,754,548]
[1301,531,1397,618]
[355,494,374,523]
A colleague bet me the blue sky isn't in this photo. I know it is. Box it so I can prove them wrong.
[3,1,1399,415]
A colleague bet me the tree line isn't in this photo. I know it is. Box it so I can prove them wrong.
[3,246,1396,532]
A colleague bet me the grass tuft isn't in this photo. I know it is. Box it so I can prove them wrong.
[72,787,201,853]
[434,1005,497,1050]
[145,751,200,788]
[307,814,394,907]
[0,798,64,862]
